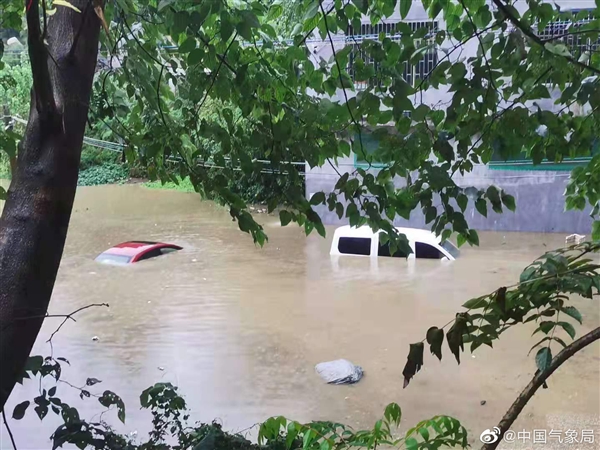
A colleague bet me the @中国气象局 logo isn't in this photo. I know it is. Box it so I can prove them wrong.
[480,427,501,444]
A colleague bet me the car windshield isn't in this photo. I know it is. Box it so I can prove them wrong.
[95,254,132,265]
[441,240,460,259]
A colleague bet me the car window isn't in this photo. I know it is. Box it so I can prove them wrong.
[377,241,408,257]
[160,247,179,255]
[441,240,460,258]
[414,242,443,259]
[137,248,163,261]
[338,237,371,256]
[95,254,132,265]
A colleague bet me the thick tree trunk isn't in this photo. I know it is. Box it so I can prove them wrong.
[0,1,101,408]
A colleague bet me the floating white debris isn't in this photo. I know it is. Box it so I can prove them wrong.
[157,366,165,371]
[566,234,585,244]
[91,336,99,341]
[315,359,363,385]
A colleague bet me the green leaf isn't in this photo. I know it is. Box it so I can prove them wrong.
[187,48,204,66]
[383,403,402,427]
[12,401,29,420]
[400,0,413,19]
[426,327,444,360]
[462,297,487,309]
[336,203,344,219]
[532,321,555,335]
[592,221,600,241]
[48,386,57,397]
[501,191,516,212]
[158,0,177,11]
[418,426,430,441]
[446,314,468,364]
[240,10,261,28]
[457,193,468,212]
[405,437,418,450]
[545,42,572,57]
[178,37,196,53]
[520,266,537,283]
[402,342,424,388]
[528,336,551,355]
[475,198,487,217]
[560,306,582,324]
[279,211,292,226]
[310,192,325,205]
[556,321,576,339]
[486,186,502,213]
[535,347,552,372]
[468,229,479,246]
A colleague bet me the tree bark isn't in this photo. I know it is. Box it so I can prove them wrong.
[0,1,101,408]
[481,326,600,450]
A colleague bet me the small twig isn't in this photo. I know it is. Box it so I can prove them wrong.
[46,303,109,344]
[318,0,368,167]
[195,32,238,116]
[157,64,168,128]
[123,18,165,68]
[481,326,600,450]
[1,408,17,450]
[58,380,101,398]
[459,0,498,94]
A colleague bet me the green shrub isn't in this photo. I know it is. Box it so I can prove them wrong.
[143,176,196,193]
[78,163,128,186]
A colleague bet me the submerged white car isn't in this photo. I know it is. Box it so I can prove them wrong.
[330,225,460,261]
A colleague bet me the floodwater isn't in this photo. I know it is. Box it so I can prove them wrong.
[1,184,599,449]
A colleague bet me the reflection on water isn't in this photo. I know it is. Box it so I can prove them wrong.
[1,184,599,449]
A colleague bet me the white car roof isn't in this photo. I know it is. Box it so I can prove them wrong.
[332,225,442,245]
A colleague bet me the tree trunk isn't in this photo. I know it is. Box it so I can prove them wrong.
[0,1,101,408]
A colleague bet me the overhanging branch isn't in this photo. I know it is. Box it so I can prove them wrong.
[481,326,600,450]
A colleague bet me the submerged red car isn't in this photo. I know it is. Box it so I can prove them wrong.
[95,241,182,265]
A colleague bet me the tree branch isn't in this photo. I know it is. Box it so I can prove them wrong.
[491,0,600,76]
[195,32,238,116]
[46,303,109,344]
[318,0,368,167]
[26,0,57,117]
[1,408,17,450]
[482,326,600,450]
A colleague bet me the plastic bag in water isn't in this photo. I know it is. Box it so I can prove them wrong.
[315,359,363,385]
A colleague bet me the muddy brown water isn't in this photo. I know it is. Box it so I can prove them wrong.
[1,184,599,449]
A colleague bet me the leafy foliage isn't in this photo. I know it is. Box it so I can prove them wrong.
[13,357,469,450]
[403,242,600,387]
[77,163,129,186]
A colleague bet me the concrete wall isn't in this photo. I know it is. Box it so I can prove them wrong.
[304,0,596,235]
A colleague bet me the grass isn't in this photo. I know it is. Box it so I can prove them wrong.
[143,176,196,193]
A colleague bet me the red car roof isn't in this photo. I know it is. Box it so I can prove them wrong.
[100,241,181,258]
